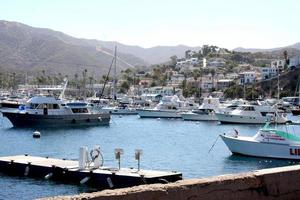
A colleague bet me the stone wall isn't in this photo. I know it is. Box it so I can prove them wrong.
[43,165,300,200]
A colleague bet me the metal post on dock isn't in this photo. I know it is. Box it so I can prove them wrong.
[135,149,143,171]
[115,148,123,170]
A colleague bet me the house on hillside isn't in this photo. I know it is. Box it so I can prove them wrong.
[207,58,226,68]
[289,56,300,70]
[239,71,257,85]
[260,67,278,80]
[217,79,234,90]
[271,59,285,70]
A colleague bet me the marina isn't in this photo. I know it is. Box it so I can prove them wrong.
[1,114,300,199]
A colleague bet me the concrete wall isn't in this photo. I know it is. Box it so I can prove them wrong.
[43,165,300,200]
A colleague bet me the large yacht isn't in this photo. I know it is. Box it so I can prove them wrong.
[1,96,110,127]
[181,97,220,121]
[137,95,196,118]
[216,102,288,124]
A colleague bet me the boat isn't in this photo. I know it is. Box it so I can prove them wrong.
[1,96,110,127]
[0,95,28,112]
[220,123,300,159]
[137,95,194,118]
[291,108,300,115]
[215,102,288,124]
[100,103,138,115]
[181,97,220,121]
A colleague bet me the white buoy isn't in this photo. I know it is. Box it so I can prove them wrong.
[33,131,41,138]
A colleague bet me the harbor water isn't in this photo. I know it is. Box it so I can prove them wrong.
[0,114,299,199]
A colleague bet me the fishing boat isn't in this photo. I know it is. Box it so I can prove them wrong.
[1,96,110,127]
[181,97,220,121]
[220,123,300,159]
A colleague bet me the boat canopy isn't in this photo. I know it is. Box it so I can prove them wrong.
[27,96,64,104]
[263,123,300,142]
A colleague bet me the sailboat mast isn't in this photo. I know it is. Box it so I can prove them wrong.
[113,46,117,100]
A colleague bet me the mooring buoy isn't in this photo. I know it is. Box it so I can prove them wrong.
[33,131,41,138]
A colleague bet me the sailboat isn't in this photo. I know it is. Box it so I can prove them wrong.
[98,46,137,115]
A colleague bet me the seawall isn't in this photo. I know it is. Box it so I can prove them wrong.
[43,165,300,200]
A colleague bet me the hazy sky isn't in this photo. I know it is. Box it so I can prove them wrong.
[1,0,299,49]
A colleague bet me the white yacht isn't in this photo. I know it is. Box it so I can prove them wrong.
[100,103,138,115]
[137,95,194,118]
[216,102,288,124]
[1,96,110,127]
[181,97,220,121]
[221,123,300,159]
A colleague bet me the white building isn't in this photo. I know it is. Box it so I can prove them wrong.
[169,73,185,85]
[271,60,285,70]
[289,56,300,69]
[260,67,278,80]
[217,79,234,90]
[239,71,257,85]
[141,86,182,97]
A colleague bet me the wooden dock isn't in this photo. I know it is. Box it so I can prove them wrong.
[0,155,182,189]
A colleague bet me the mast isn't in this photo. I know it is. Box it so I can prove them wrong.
[113,46,117,100]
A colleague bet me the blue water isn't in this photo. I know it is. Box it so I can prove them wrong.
[0,114,300,199]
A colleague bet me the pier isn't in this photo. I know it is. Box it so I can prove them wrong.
[0,155,182,189]
[45,164,300,200]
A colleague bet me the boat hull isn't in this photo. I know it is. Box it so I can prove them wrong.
[291,109,300,116]
[181,113,217,121]
[2,112,110,127]
[100,108,137,115]
[137,109,181,118]
[220,134,300,160]
[216,113,286,124]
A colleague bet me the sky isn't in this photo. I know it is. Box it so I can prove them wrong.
[1,0,299,49]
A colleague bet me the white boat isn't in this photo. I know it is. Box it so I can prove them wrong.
[216,103,288,124]
[1,96,110,127]
[100,104,138,115]
[181,97,220,121]
[137,95,192,118]
[220,123,300,159]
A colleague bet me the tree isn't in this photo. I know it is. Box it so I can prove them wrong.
[170,55,178,66]
[120,81,129,93]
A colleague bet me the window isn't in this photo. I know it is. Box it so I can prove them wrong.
[71,108,89,113]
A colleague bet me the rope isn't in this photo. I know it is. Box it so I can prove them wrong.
[208,135,220,153]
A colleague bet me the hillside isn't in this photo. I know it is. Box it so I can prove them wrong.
[234,42,300,53]
[96,41,201,64]
[0,20,203,78]
[0,20,147,77]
